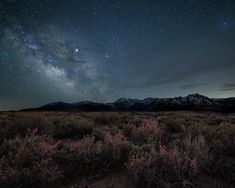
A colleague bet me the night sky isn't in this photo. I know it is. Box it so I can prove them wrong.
[0,0,235,110]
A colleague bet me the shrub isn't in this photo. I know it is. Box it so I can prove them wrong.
[70,136,104,159]
[173,134,209,169]
[208,156,235,185]
[67,130,129,176]
[203,122,235,184]
[52,118,94,139]
[0,129,62,188]
[207,117,223,126]
[53,145,76,166]
[126,154,152,183]
[0,113,52,144]
[207,122,235,156]
[68,135,109,176]
[131,119,162,145]
[104,130,127,160]
[1,112,234,187]
[123,123,135,138]
[127,146,199,188]
[93,114,121,126]
[161,118,186,134]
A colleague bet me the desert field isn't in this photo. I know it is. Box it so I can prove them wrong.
[0,111,234,188]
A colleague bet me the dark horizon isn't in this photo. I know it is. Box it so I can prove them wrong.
[1,93,235,112]
[1,0,235,111]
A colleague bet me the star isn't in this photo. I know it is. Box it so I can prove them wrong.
[220,20,232,31]
[105,52,112,60]
[1,0,235,111]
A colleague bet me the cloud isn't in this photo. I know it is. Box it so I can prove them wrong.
[221,83,235,91]
[180,83,208,89]
[127,35,235,90]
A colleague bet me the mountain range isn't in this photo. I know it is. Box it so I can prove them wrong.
[21,94,235,112]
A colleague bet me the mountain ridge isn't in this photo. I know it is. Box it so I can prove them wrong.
[21,94,235,112]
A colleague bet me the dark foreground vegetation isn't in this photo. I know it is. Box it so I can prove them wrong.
[0,111,234,188]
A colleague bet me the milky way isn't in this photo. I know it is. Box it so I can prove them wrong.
[0,0,235,110]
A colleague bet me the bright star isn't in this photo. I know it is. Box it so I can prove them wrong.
[105,52,112,60]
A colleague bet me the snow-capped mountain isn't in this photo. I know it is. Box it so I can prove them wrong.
[21,94,235,112]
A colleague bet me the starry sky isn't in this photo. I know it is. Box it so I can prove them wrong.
[0,0,235,110]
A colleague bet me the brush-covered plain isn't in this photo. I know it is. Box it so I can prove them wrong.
[0,111,234,188]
